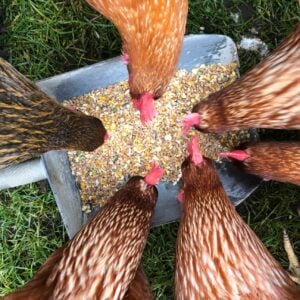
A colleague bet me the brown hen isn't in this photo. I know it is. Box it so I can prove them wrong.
[175,136,300,299]
[124,265,153,300]
[0,58,107,170]
[86,0,188,123]
[3,163,164,299]
[183,23,300,134]
[220,141,300,186]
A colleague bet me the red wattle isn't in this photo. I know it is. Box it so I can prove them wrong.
[177,190,184,202]
[187,135,203,166]
[121,53,129,64]
[145,161,164,186]
[220,150,250,161]
[132,93,157,124]
[182,113,201,135]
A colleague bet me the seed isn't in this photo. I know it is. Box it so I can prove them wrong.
[65,63,253,207]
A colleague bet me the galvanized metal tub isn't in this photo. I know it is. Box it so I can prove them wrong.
[0,34,261,238]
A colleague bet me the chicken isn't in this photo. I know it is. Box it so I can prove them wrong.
[86,0,188,124]
[220,141,300,186]
[3,162,163,299]
[124,265,153,300]
[175,136,300,299]
[221,141,300,283]
[182,23,300,134]
[0,58,107,170]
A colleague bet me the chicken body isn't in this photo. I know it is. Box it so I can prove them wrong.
[175,156,300,299]
[86,0,188,123]
[189,23,300,133]
[124,265,153,300]
[0,58,107,170]
[221,141,300,186]
[3,175,158,299]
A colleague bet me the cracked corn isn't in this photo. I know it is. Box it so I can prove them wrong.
[66,64,252,206]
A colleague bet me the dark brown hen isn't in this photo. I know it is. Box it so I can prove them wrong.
[3,163,163,299]
[220,141,300,186]
[0,58,107,170]
[124,265,153,300]
[175,136,300,299]
[183,23,300,134]
[85,0,188,124]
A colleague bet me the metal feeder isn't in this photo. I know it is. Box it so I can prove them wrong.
[0,34,261,238]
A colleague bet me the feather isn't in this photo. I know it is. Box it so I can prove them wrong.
[191,23,300,133]
[224,141,300,186]
[125,265,153,300]
[0,58,107,170]
[175,157,300,299]
[85,0,188,122]
[4,175,158,299]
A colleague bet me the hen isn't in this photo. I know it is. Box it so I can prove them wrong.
[183,23,300,134]
[220,141,300,186]
[0,58,107,170]
[175,136,300,299]
[124,265,153,300]
[3,162,163,299]
[86,0,188,124]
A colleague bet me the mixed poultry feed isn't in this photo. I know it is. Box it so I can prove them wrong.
[66,63,252,207]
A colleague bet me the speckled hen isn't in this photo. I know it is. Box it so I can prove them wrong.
[175,136,300,299]
[183,23,300,134]
[124,265,153,300]
[0,58,107,170]
[86,0,188,123]
[3,163,163,299]
[220,141,300,186]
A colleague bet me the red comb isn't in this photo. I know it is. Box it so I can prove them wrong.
[132,93,157,124]
[104,133,109,141]
[182,113,201,135]
[187,135,203,165]
[66,105,77,111]
[132,98,141,110]
[145,161,164,185]
[121,53,129,64]
[177,190,184,203]
[220,150,250,161]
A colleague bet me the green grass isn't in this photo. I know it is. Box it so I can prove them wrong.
[2,0,299,78]
[1,0,121,80]
[0,184,66,296]
[0,0,300,298]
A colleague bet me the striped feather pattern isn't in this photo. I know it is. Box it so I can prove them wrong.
[175,158,300,299]
[124,265,153,300]
[0,58,106,170]
[4,176,157,299]
[193,23,300,132]
[238,141,300,186]
[86,0,188,99]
